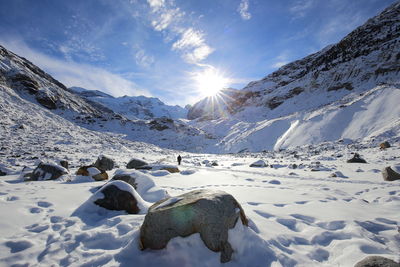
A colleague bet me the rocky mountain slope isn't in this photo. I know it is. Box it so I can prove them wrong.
[0,45,213,152]
[187,1,400,152]
[70,87,188,120]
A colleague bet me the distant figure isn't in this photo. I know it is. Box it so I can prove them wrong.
[177,155,182,165]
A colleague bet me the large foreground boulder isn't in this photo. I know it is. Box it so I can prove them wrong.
[94,181,144,214]
[379,141,391,149]
[139,189,248,263]
[93,155,115,171]
[354,256,399,267]
[29,162,68,181]
[126,158,148,169]
[382,165,400,181]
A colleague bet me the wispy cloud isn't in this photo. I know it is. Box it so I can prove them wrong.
[289,0,316,19]
[271,52,291,68]
[146,0,213,64]
[135,48,155,68]
[238,0,251,20]
[1,38,150,97]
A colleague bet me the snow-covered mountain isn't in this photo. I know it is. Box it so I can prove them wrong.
[188,1,400,152]
[69,86,188,120]
[0,45,214,152]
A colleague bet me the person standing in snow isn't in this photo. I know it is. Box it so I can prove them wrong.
[177,155,182,165]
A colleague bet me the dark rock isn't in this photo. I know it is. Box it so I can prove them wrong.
[380,141,391,149]
[347,153,367,163]
[93,155,115,171]
[93,172,108,181]
[94,183,140,214]
[354,255,399,267]
[112,174,138,189]
[250,160,268,167]
[59,160,69,170]
[140,189,248,263]
[211,161,219,166]
[35,93,57,109]
[382,166,400,181]
[76,166,108,181]
[0,169,6,176]
[126,158,148,169]
[30,162,68,181]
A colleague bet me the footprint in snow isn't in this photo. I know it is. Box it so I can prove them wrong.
[37,201,53,208]
[269,180,281,185]
[5,240,33,253]
[274,203,286,207]
[295,201,308,205]
[6,196,19,201]
[26,223,49,233]
[245,178,255,182]
[316,221,346,231]
[307,248,330,262]
[254,210,274,219]
[247,202,262,206]
[29,207,42,213]
[290,214,315,224]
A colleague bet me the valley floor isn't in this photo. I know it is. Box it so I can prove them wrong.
[0,141,399,266]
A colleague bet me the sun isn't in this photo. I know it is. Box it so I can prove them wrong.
[193,68,230,97]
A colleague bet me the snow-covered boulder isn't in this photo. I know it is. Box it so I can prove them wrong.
[29,162,68,181]
[147,164,180,173]
[139,189,248,263]
[94,181,147,214]
[112,169,169,202]
[382,165,400,181]
[354,256,399,267]
[126,158,148,169]
[93,155,115,171]
[76,166,108,181]
[249,160,268,167]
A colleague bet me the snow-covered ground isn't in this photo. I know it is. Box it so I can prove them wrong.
[1,138,399,266]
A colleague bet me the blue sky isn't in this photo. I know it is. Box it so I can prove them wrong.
[0,0,396,106]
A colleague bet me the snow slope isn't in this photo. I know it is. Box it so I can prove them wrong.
[70,86,188,120]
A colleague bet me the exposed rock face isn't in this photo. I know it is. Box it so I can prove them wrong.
[0,169,7,176]
[93,155,115,171]
[126,158,148,169]
[30,162,68,181]
[250,159,268,167]
[140,189,248,263]
[354,255,399,267]
[382,166,400,181]
[94,183,140,214]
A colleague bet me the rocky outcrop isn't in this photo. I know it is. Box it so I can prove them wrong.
[382,166,400,181]
[347,153,367,163]
[30,162,68,181]
[139,189,248,263]
[354,255,399,267]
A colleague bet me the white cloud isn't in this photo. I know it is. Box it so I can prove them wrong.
[1,38,150,97]
[271,52,290,68]
[146,0,213,64]
[238,0,251,20]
